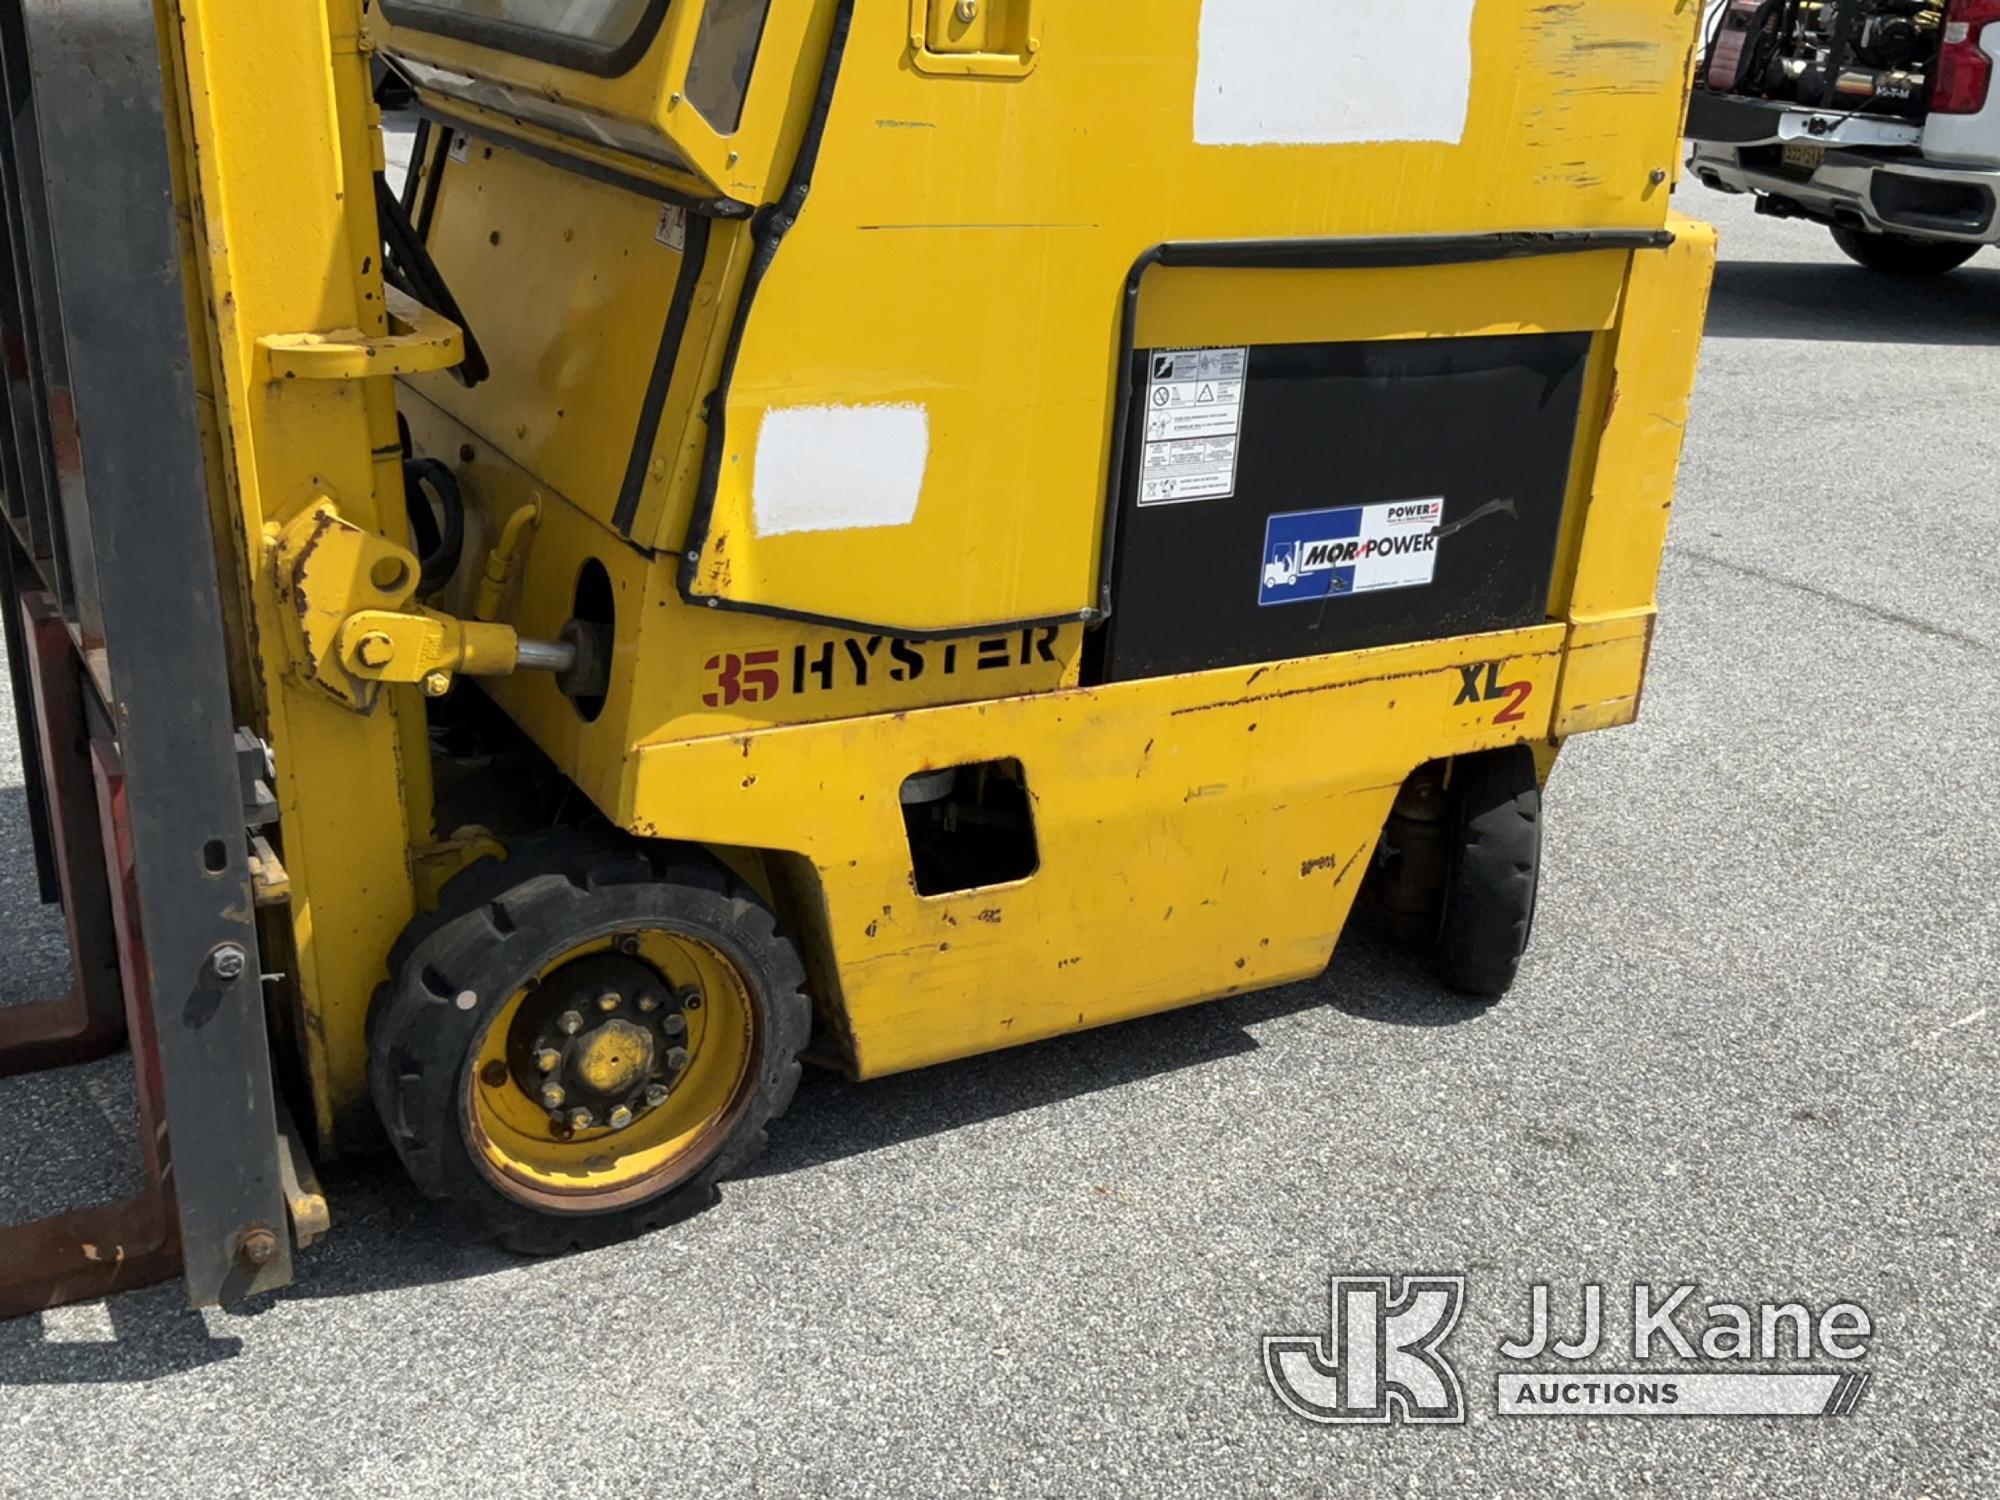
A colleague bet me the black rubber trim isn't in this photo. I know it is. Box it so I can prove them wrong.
[613,211,713,535]
[1093,228,1677,620]
[419,107,754,222]
[381,0,670,79]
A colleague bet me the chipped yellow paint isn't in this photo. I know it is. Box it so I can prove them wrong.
[164,0,429,1148]
[627,626,1569,1077]
[160,0,1710,1139]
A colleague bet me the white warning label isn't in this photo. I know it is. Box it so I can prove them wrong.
[655,204,688,253]
[1140,347,1247,506]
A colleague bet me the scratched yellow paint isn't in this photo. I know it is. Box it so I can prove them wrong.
[628,626,1570,1076]
[154,0,1715,1135]
[164,0,431,1150]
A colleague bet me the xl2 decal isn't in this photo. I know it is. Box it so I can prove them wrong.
[1455,662,1534,725]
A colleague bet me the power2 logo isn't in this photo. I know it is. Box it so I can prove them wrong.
[1455,662,1533,725]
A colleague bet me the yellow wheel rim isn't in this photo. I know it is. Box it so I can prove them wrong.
[462,930,757,1212]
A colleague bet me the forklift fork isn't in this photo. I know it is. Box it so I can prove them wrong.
[0,0,298,1316]
[0,592,180,1315]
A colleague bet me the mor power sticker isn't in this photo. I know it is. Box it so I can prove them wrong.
[1140,347,1247,505]
[1259,499,1443,607]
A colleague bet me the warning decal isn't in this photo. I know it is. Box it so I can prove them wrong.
[1258,498,1444,607]
[655,204,688,253]
[1140,347,1247,506]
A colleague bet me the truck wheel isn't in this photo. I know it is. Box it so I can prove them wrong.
[1432,747,1542,999]
[1829,225,1978,277]
[368,829,810,1254]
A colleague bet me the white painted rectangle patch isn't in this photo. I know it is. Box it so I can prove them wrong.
[1195,0,1476,147]
[752,404,929,536]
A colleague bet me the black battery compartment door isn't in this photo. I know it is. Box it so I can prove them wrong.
[1098,331,1592,682]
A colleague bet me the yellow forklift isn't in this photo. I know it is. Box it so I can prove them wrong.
[0,0,1713,1311]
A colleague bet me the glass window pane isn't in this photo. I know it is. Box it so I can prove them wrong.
[684,0,774,133]
[391,0,656,52]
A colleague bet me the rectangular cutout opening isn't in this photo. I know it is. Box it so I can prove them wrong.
[900,758,1038,897]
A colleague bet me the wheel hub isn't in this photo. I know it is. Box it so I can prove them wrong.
[513,952,696,1134]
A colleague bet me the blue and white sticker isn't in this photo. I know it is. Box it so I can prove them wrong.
[1259,498,1445,607]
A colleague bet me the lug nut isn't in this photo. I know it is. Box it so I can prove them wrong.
[541,1082,565,1108]
[644,1084,671,1108]
[535,1048,561,1073]
[666,1046,690,1071]
[558,1010,584,1035]
[596,991,621,1012]
[569,1108,594,1131]
[662,1013,686,1037]
[608,1105,633,1130]
[637,994,659,1013]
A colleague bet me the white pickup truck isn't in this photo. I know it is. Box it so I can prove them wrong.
[1687,0,2000,274]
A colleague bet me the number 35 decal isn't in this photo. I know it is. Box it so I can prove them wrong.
[1455,662,1534,725]
[702,649,781,708]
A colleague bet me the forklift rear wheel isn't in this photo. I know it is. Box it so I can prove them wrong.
[1828,225,1978,277]
[368,830,810,1254]
[1432,746,1542,999]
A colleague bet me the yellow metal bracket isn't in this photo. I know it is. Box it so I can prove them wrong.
[909,0,1042,77]
[257,285,463,382]
[270,498,521,710]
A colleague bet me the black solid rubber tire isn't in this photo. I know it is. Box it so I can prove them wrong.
[1432,746,1542,999]
[1829,225,1978,277]
[367,828,810,1255]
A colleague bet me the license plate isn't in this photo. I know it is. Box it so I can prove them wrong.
[1782,142,1826,172]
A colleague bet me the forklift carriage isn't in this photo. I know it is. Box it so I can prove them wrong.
[0,0,1713,1312]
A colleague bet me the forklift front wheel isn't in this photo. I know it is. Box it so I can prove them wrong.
[1432,746,1542,1000]
[368,832,810,1254]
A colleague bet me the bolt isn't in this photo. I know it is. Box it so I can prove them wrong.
[535,1047,561,1073]
[568,1108,594,1131]
[1649,167,1668,186]
[210,944,248,981]
[645,1083,671,1107]
[541,1082,566,1108]
[236,1227,279,1268]
[956,0,978,20]
[662,1013,686,1037]
[679,988,703,1012]
[596,991,621,1012]
[558,1010,584,1036]
[616,935,641,955]
[666,1046,690,1071]
[421,670,452,698]
[355,631,396,668]
[608,1105,633,1130]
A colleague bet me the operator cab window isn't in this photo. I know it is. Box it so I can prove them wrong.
[380,0,774,126]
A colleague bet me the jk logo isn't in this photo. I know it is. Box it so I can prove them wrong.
[1264,1275,1467,1426]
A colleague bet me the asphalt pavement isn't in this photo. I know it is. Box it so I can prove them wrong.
[0,186,1994,1498]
